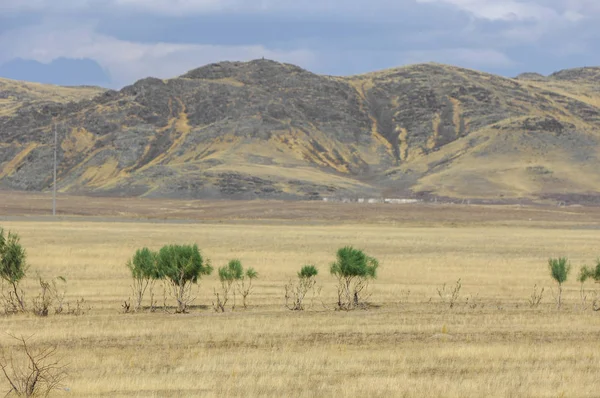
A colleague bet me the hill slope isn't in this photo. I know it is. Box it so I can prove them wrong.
[1,60,600,202]
[0,78,106,117]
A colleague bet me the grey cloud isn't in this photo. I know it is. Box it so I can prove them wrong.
[0,20,316,88]
[0,0,598,87]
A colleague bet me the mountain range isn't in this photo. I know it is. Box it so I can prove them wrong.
[2,59,600,203]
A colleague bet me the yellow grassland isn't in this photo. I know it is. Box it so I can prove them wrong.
[0,211,600,396]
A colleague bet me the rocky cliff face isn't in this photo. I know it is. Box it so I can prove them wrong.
[2,60,600,202]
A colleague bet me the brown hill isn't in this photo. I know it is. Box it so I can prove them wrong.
[1,60,600,203]
[0,78,105,117]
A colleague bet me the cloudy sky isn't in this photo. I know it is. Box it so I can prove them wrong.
[0,0,597,88]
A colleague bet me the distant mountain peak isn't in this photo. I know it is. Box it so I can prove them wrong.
[549,66,600,82]
[181,58,310,81]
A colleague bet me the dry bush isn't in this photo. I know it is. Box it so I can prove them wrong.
[528,284,545,308]
[437,279,462,309]
[0,281,24,316]
[31,277,66,317]
[66,298,89,316]
[0,335,67,397]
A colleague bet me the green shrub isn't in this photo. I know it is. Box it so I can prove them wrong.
[214,259,257,312]
[579,259,600,283]
[330,247,379,310]
[214,259,243,312]
[0,228,27,312]
[548,257,571,309]
[298,265,318,279]
[285,265,319,311]
[578,259,600,310]
[126,247,159,311]
[156,244,212,313]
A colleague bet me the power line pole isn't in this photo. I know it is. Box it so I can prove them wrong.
[53,123,57,216]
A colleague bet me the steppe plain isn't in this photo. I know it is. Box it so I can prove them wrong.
[1,191,600,397]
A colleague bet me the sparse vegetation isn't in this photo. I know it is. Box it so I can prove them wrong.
[5,205,600,396]
[285,265,319,311]
[437,279,462,309]
[32,276,66,317]
[330,247,379,310]
[528,284,545,308]
[548,257,571,309]
[0,335,68,397]
[155,244,212,313]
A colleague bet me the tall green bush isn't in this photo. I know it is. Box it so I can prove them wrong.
[330,247,379,310]
[0,228,27,312]
[548,257,571,309]
[126,247,159,311]
[156,244,212,313]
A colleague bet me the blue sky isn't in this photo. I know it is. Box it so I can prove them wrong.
[0,0,598,88]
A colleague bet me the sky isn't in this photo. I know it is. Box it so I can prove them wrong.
[0,0,598,88]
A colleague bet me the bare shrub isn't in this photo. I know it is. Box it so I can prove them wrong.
[0,281,23,315]
[121,299,131,314]
[437,279,462,309]
[465,292,481,310]
[66,298,88,316]
[0,335,67,397]
[237,267,258,309]
[32,276,66,317]
[528,284,545,308]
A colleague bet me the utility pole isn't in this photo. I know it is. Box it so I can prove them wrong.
[53,123,57,216]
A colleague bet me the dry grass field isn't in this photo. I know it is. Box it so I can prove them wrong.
[1,194,600,397]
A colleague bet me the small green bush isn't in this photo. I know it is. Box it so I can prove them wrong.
[298,265,318,279]
[330,247,379,310]
[214,259,243,312]
[579,259,600,283]
[214,260,257,312]
[285,265,319,311]
[548,257,571,309]
[578,259,600,310]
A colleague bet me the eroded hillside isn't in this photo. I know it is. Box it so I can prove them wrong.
[1,60,600,202]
